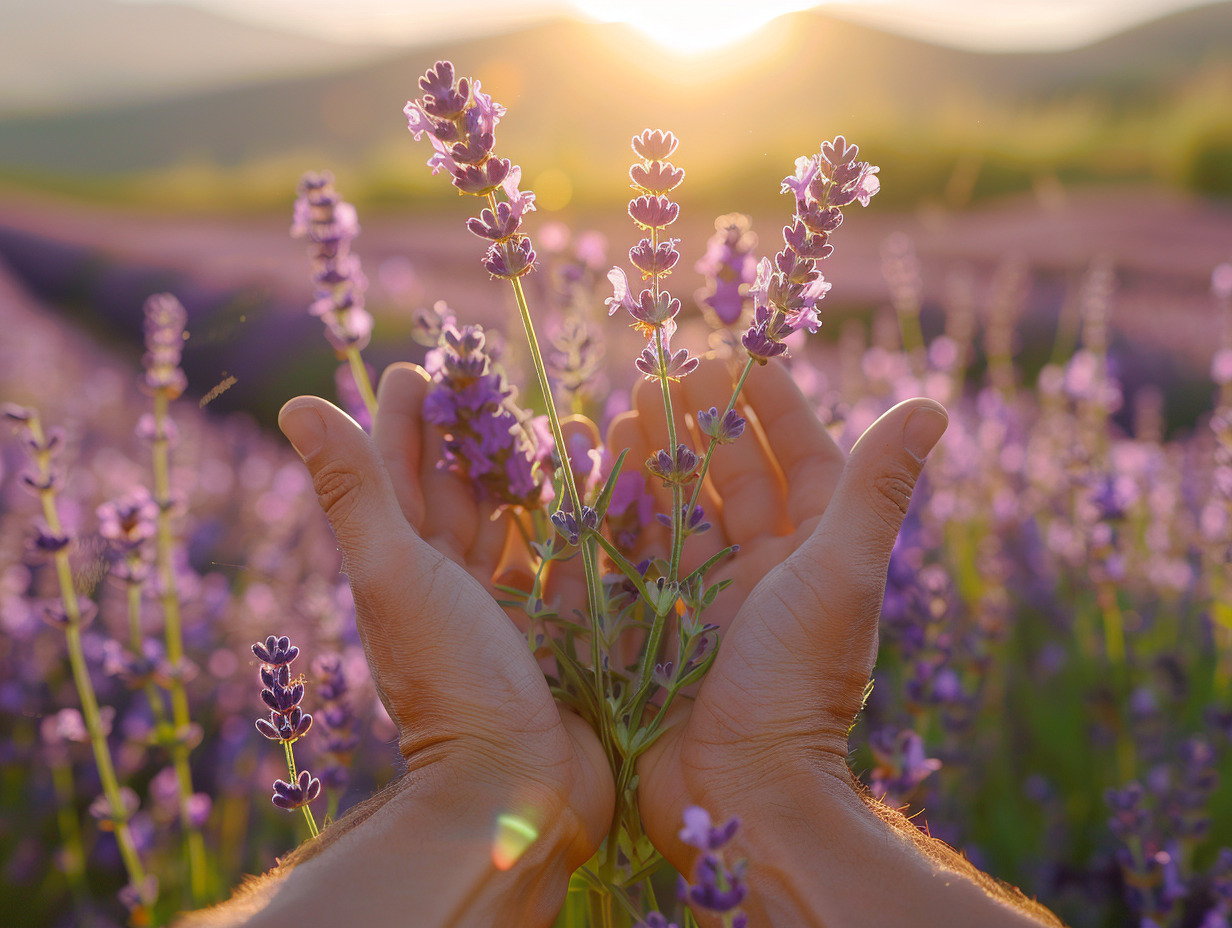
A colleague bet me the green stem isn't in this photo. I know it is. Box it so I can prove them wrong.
[575,868,644,923]
[345,345,378,423]
[675,358,756,574]
[126,569,169,729]
[50,757,91,914]
[500,224,610,758]
[284,740,320,838]
[151,390,209,904]
[30,418,155,913]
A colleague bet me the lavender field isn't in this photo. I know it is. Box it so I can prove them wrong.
[2,3,1232,927]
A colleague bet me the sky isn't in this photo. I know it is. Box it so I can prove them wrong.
[119,0,1221,52]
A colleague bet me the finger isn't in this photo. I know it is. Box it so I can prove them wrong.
[605,410,669,560]
[683,364,791,545]
[631,374,726,556]
[417,418,479,563]
[279,396,446,701]
[466,498,510,582]
[785,399,948,696]
[632,374,694,468]
[559,414,601,502]
[494,512,536,592]
[739,361,845,527]
[372,362,431,530]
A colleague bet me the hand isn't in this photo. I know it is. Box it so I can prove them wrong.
[277,364,614,886]
[606,360,946,864]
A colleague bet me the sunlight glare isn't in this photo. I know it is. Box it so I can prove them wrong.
[569,0,823,54]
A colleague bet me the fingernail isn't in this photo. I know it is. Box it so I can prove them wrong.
[903,406,948,463]
[280,403,325,460]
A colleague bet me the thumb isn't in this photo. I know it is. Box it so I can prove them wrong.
[279,396,443,723]
[788,398,947,667]
[279,397,418,570]
[819,398,948,569]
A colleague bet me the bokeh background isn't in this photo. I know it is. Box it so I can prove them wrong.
[2,1,1231,926]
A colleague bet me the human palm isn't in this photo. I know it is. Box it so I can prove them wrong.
[280,366,613,863]
[374,356,944,873]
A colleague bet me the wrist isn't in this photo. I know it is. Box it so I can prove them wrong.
[242,753,583,928]
[680,762,1061,928]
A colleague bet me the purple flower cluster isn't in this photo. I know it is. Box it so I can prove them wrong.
[142,293,189,397]
[98,487,158,584]
[606,129,698,382]
[695,213,759,327]
[678,805,747,926]
[605,471,656,554]
[405,61,537,279]
[253,635,313,745]
[868,727,943,808]
[312,653,359,793]
[647,444,698,489]
[291,172,373,353]
[742,136,879,364]
[1105,738,1221,924]
[1204,849,1232,928]
[271,771,322,814]
[253,635,321,817]
[423,317,546,509]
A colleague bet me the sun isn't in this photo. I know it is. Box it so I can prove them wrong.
[569,0,823,54]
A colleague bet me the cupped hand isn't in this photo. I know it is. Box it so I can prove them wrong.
[277,363,613,867]
[607,359,947,868]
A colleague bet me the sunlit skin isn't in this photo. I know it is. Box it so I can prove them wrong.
[372,353,936,864]
[224,357,1057,927]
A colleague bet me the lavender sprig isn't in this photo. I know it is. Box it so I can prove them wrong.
[4,405,157,916]
[311,653,359,818]
[679,806,748,928]
[405,60,611,763]
[608,128,699,584]
[682,136,880,574]
[292,171,377,420]
[141,293,209,903]
[423,315,547,509]
[695,213,759,328]
[253,635,320,837]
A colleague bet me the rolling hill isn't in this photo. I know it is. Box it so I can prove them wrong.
[0,2,1228,206]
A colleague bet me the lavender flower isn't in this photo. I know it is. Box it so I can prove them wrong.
[423,319,547,508]
[551,505,598,546]
[253,635,321,832]
[605,472,656,553]
[546,316,606,409]
[271,770,322,812]
[695,213,759,327]
[312,653,359,792]
[405,62,537,279]
[868,727,942,806]
[678,806,748,922]
[679,805,741,851]
[657,504,711,536]
[608,128,700,382]
[696,407,746,444]
[98,489,158,553]
[647,444,699,488]
[291,171,373,353]
[142,293,189,397]
[742,136,879,364]
[1204,849,1232,928]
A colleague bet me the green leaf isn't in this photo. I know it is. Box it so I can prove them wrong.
[683,544,740,584]
[593,447,629,519]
